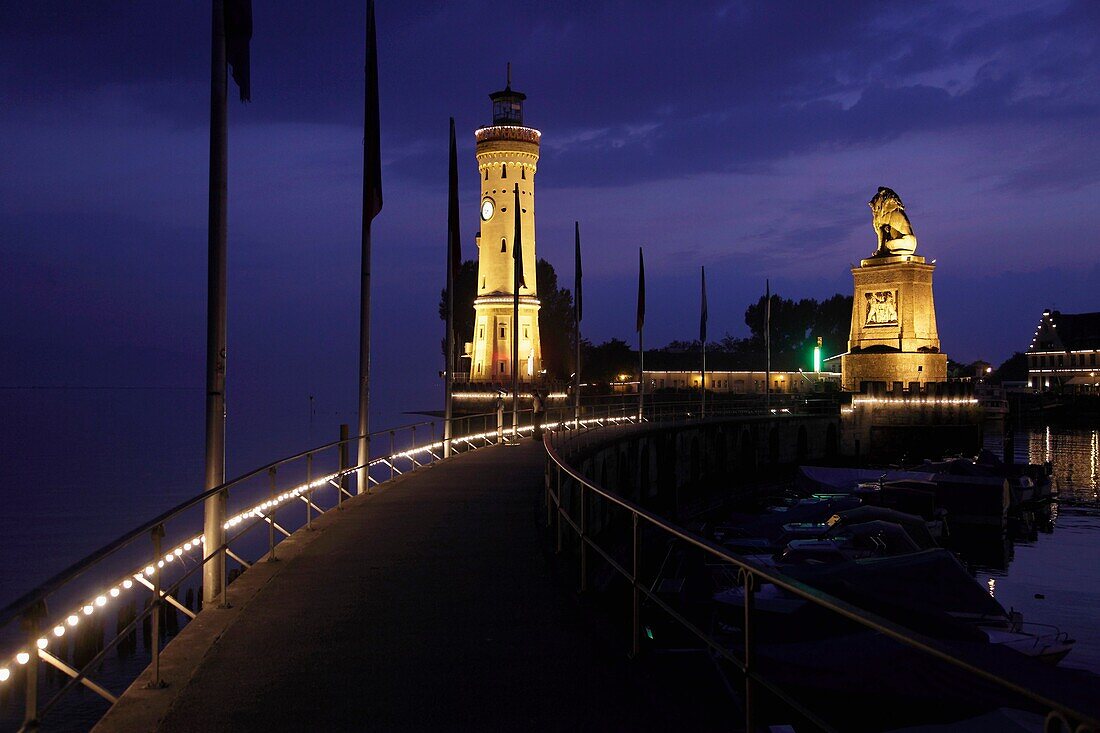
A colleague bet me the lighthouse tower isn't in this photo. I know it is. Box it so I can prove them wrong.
[468,71,542,383]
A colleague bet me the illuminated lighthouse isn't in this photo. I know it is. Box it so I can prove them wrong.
[467,71,542,383]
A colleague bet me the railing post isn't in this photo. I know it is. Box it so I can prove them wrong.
[496,402,504,444]
[268,467,278,561]
[743,569,755,732]
[148,524,166,689]
[579,483,588,593]
[430,421,436,462]
[21,602,45,729]
[512,397,519,441]
[360,434,372,495]
[389,430,395,480]
[545,465,552,528]
[631,512,640,658]
[444,408,452,460]
[338,424,349,507]
[306,452,313,530]
[556,465,563,555]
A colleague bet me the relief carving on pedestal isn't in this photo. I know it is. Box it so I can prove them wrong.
[865,290,898,325]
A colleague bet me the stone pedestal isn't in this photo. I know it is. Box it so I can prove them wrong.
[841,253,947,390]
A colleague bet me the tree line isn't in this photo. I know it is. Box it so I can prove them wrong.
[441,259,853,384]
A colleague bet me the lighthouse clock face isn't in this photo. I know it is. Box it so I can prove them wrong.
[481,198,495,221]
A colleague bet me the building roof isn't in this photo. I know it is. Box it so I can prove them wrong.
[1029,310,1100,352]
[642,349,807,372]
[489,86,526,102]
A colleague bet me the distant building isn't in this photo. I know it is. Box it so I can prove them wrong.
[641,351,840,395]
[1027,309,1100,393]
[971,361,993,378]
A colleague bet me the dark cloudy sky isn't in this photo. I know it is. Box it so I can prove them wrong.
[2,2,1099,591]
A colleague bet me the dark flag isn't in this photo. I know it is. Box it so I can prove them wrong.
[636,247,645,332]
[224,0,252,102]
[447,118,461,275]
[574,222,582,323]
[363,0,383,221]
[357,0,384,487]
[700,266,708,343]
[513,183,525,289]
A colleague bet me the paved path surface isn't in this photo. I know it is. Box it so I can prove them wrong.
[105,441,689,731]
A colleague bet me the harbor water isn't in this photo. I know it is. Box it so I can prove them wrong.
[1,407,1098,729]
[974,422,1100,673]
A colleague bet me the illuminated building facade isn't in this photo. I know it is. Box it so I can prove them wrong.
[641,368,840,394]
[467,76,542,383]
[1026,309,1100,393]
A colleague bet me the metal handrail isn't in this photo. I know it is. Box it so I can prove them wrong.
[0,398,676,728]
[542,418,1100,732]
[0,396,826,728]
[0,417,465,630]
[0,407,525,727]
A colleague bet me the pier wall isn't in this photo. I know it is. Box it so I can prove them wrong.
[839,382,983,461]
[554,415,839,525]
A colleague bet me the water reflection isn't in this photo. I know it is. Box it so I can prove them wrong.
[1026,425,1100,504]
[959,422,1100,673]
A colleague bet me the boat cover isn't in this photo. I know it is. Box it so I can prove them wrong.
[799,465,935,492]
[827,506,937,549]
[782,549,1006,640]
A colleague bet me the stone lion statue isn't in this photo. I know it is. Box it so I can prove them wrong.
[868,186,917,256]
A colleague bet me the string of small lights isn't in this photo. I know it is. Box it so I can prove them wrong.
[0,466,352,682]
[850,396,979,406]
[0,414,636,685]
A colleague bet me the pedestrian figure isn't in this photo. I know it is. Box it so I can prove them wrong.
[532,389,545,441]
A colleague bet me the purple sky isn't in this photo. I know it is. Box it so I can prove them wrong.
[2,2,1100,569]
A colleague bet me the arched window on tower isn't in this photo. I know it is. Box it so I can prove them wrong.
[521,168,526,180]
[501,164,507,178]
[500,238,506,253]
[484,169,488,181]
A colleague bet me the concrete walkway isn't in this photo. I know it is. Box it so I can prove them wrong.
[98,441,687,732]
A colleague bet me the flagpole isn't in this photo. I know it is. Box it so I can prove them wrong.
[765,278,771,411]
[357,224,373,493]
[701,265,707,419]
[444,118,458,458]
[639,328,644,420]
[637,247,645,421]
[444,225,454,459]
[202,0,229,609]
[511,183,521,439]
[574,221,581,427]
[358,0,383,493]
